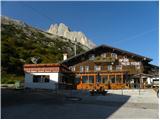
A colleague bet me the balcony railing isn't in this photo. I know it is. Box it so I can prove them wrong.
[74,70,126,74]
[93,57,116,63]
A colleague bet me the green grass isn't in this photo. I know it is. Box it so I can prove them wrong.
[1,74,24,84]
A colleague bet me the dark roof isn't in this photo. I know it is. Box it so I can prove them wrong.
[60,44,152,66]
[148,64,159,69]
[133,73,156,78]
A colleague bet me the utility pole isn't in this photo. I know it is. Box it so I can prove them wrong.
[74,38,77,56]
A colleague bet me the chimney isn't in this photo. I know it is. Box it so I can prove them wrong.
[63,53,68,60]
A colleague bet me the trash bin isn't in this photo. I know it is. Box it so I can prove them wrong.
[15,81,20,89]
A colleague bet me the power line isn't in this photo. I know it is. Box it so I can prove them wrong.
[112,28,157,44]
[21,3,56,23]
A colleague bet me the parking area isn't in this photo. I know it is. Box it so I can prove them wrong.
[1,88,159,119]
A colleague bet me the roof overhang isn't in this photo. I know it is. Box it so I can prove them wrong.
[24,63,71,73]
[60,44,152,66]
[132,73,157,78]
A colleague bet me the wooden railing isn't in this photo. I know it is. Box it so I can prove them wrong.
[93,57,116,63]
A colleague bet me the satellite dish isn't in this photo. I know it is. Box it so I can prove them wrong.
[31,56,40,64]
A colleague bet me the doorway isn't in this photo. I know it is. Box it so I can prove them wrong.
[133,78,140,89]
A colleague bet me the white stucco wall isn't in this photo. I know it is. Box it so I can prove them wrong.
[147,77,159,85]
[147,78,151,84]
[24,72,59,90]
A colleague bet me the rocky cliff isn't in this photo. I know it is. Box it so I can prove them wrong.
[48,23,96,49]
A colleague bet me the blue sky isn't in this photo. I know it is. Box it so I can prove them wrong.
[1,1,159,65]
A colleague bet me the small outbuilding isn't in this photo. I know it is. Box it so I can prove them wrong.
[24,63,72,90]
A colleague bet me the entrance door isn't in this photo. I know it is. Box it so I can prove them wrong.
[134,78,140,89]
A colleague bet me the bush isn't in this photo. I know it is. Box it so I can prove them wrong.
[1,73,23,84]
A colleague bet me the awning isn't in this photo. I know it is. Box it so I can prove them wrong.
[132,73,157,78]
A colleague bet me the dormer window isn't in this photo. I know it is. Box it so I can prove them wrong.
[89,54,95,60]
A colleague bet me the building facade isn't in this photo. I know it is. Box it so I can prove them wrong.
[24,45,158,90]
[61,45,158,90]
[24,64,72,90]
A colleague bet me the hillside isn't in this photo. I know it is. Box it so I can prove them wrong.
[1,16,86,84]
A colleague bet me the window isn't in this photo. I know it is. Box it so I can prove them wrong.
[80,66,83,72]
[72,66,75,71]
[89,54,95,60]
[82,76,93,83]
[116,75,122,83]
[69,66,75,71]
[94,65,101,71]
[94,66,96,71]
[101,76,108,84]
[96,74,101,83]
[82,76,88,83]
[136,65,140,70]
[111,53,117,59]
[44,76,49,82]
[33,75,50,83]
[33,76,40,83]
[101,53,106,58]
[116,65,122,70]
[109,75,115,83]
[74,77,80,84]
[107,65,112,70]
[85,66,89,72]
[89,76,94,83]
[101,66,105,70]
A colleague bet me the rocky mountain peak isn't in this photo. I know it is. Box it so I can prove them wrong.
[1,16,27,27]
[59,23,70,31]
[48,23,96,49]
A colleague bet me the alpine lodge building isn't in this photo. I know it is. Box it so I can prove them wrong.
[24,45,159,90]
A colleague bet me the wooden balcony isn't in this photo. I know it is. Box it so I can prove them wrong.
[93,57,116,63]
[74,70,127,74]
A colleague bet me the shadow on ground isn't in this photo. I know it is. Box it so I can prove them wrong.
[1,88,130,119]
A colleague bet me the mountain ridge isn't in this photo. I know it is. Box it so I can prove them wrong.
[48,23,96,49]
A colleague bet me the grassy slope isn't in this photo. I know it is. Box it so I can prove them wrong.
[1,24,85,84]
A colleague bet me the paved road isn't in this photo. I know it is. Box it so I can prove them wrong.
[1,89,159,119]
[101,89,159,118]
